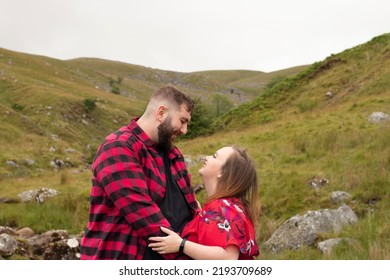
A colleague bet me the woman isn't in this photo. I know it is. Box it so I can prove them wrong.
[149,146,260,259]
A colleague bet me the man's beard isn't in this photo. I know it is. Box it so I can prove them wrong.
[157,116,176,152]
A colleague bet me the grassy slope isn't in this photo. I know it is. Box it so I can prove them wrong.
[0,33,389,259]
[179,33,390,259]
[0,46,303,237]
[0,47,304,177]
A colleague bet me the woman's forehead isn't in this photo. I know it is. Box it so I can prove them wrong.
[216,147,234,157]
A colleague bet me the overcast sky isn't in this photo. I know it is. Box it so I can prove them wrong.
[1,0,389,73]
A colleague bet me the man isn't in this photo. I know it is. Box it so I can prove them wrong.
[80,85,199,259]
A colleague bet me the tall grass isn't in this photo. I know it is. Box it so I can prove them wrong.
[0,191,88,234]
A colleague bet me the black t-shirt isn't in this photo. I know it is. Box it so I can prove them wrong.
[143,149,192,260]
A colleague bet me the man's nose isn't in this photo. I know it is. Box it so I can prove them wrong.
[180,123,188,135]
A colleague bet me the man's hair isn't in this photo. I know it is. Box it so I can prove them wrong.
[151,85,195,113]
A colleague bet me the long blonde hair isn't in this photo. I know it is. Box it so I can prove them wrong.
[206,146,260,226]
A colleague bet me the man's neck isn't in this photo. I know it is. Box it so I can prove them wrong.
[137,116,158,143]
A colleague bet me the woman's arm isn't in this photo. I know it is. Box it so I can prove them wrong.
[148,227,239,260]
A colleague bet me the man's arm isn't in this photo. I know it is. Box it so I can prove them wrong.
[95,141,175,255]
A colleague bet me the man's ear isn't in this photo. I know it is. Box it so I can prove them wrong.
[156,105,167,122]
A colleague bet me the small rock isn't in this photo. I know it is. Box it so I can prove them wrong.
[325,91,333,98]
[0,234,18,257]
[368,112,389,123]
[67,238,79,248]
[331,191,352,204]
[317,238,353,254]
[16,227,35,238]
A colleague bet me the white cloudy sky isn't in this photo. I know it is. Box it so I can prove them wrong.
[1,0,389,73]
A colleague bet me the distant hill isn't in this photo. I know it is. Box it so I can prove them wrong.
[197,65,308,96]
[0,46,305,176]
[214,33,390,130]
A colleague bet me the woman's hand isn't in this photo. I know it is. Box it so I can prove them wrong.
[148,226,183,254]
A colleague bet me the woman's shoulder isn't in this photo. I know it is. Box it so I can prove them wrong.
[205,197,247,216]
[202,198,258,258]
[212,197,244,208]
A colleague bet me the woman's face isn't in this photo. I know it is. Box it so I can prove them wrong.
[198,147,234,197]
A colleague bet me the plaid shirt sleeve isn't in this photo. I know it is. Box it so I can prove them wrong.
[96,140,171,238]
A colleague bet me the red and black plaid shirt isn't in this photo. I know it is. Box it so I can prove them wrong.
[80,118,198,259]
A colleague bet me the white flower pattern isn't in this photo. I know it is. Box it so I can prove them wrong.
[234,204,244,213]
[197,197,259,258]
[245,239,255,254]
[222,199,230,206]
[217,219,231,232]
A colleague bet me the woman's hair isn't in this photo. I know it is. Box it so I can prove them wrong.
[206,146,260,226]
[151,85,195,114]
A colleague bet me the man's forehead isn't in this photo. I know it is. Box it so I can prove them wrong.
[177,104,191,121]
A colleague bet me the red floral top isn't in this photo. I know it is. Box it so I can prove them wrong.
[181,197,259,259]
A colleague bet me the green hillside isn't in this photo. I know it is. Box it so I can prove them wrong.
[0,46,304,177]
[197,65,309,96]
[215,34,390,129]
[0,33,389,259]
[180,33,390,259]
